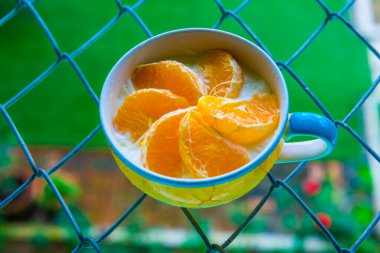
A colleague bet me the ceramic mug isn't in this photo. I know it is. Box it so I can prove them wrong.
[100,28,337,208]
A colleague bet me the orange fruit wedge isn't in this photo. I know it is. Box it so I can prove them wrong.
[113,88,189,142]
[142,108,193,178]
[131,60,207,105]
[179,110,250,178]
[196,49,244,98]
[197,93,280,145]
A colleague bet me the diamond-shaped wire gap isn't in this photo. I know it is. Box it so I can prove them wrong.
[317,0,380,59]
[236,0,326,62]
[277,180,343,252]
[70,0,148,58]
[285,0,355,66]
[222,174,337,252]
[176,177,279,250]
[266,168,336,251]
[0,107,100,210]
[283,28,375,161]
[0,7,59,106]
[22,143,143,252]
[34,0,119,54]
[283,21,373,120]
[135,0,220,34]
[4,61,100,147]
[0,126,101,210]
[331,13,380,61]
[1,176,81,251]
[333,179,378,250]
[286,160,376,251]
[73,13,150,98]
[51,147,143,231]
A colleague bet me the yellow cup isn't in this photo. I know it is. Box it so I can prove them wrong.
[100,28,337,208]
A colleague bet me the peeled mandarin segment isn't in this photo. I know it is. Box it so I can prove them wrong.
[113,88,189,142]
[131,60,207,105]
[197,94,280,145]
[179,110,250,178]
[196,49,244,98]
[142,108,193,178]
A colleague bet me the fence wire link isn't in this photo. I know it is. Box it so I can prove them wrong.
[1,0,380,252]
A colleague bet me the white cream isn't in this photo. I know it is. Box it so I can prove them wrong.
[113,62,275,176]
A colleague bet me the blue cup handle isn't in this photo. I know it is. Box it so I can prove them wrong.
[276,112,337,163]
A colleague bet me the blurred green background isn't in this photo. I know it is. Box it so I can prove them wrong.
[0,0,373,161]
[0,0,378,252]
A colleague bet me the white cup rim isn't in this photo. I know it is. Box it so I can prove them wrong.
[100,28,289,188]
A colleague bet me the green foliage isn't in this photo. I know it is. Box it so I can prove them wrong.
[38,175,81,210]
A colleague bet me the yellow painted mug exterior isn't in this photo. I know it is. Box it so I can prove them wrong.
[112,143,281,208]
[100,29,337,208]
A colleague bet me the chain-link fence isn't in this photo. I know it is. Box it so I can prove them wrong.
[1,0,380,252]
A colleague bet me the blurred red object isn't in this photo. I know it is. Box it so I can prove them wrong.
[315,212,332,230]
[302,180,321,196]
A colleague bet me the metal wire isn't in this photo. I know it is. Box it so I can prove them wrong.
[1,0,379,252]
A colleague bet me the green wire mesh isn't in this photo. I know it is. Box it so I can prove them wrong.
[1,0,380,252]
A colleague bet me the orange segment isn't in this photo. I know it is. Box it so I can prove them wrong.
[197,93,280,145]
[131,60,207,105]
[113,88,189,142]
[196,49,244,98]
[179,110,250,178]
[142,108,193,178]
